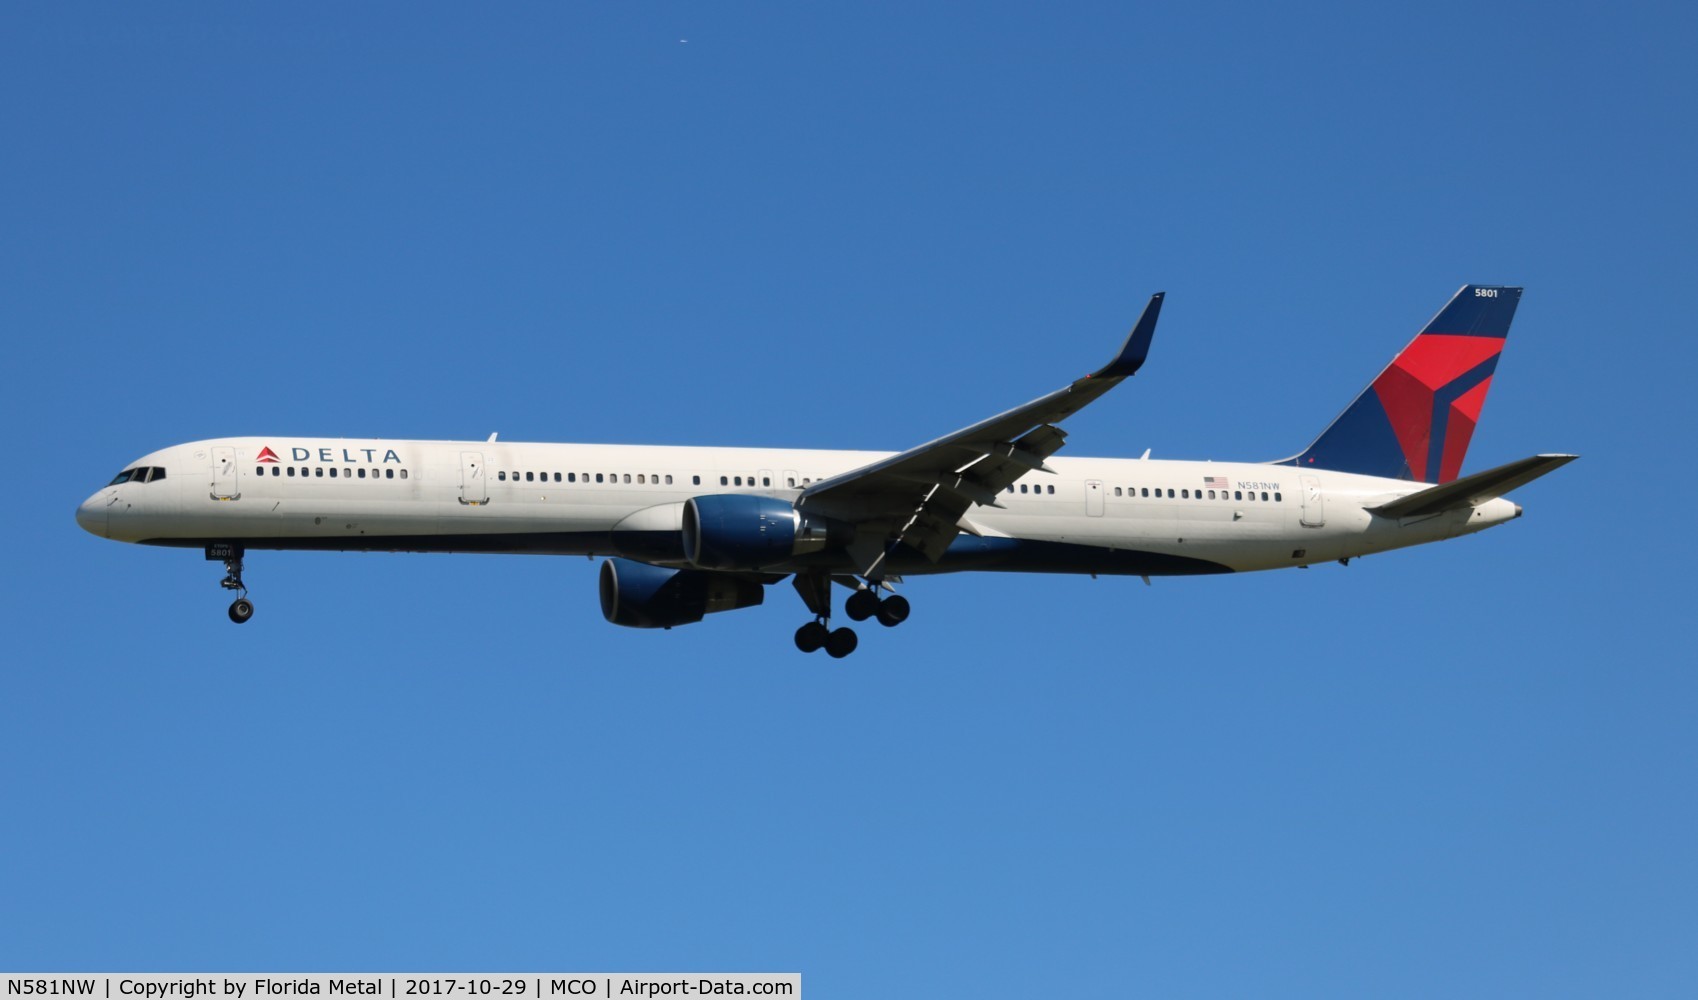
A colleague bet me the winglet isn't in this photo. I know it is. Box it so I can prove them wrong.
[1090,292,1165,378]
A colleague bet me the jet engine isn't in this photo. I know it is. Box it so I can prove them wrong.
[599,557,764,629]
[682,495,850,570]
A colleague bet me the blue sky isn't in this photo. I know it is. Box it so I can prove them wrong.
[4,3,1695,995]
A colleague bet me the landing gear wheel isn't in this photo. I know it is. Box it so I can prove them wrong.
[875,594,910,628]
[794,621,829,653]
[845,589,879,622]
[824,627,858,658]
[228,598,254,624]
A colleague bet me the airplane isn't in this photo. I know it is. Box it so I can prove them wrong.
[76,284,1574,657]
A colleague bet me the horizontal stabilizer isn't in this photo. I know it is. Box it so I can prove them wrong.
[1369,453,1577,519]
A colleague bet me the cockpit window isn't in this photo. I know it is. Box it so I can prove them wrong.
[109,466,165,485]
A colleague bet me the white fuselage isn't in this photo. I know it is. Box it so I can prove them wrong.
[76,436,1520,577]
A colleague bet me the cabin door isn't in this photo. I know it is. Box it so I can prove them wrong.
[211,447,240,500]
[1085,479,1105,517]
[460,452,488,505]
[1300,475,1325,527]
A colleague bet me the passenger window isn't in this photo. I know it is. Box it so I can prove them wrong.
[255,466,264,476]
[665,475,673,485]
[1182,489,1189,499]
[568,473,576,483]
[637,474,646,484]
[596,473,604,483]
[1115,487,1122,496]
[1234,490,1242,500]
[1141,488,1149,497]
[499,471,506,481]
[763,477,771,487]
[735,476,743,486]
[1261,491,1269,501]
[623,474,631,484]
[555,473,562,482]
[314,468,324,478]
[1048,485,1055,494]
[400,470,408,479]
[385,469,394,479]
[720,476,729,486]
[286,467,295,478]
[1007,486,1015,494]
[693,476,701,486]
[1275,492,1282,502]
[789,477,797,488]
[1167,489,1175,498]
[525,472,533,482]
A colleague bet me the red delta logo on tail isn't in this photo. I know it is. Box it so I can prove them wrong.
[257,446,280,463]
[1371,331,1504,483]
[1285,285,1521,484]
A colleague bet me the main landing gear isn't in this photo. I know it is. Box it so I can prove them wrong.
[210,544,254,624]
[844,588,910,628]
[791,572,908,658]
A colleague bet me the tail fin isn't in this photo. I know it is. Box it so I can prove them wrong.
[1279,284,1521,483]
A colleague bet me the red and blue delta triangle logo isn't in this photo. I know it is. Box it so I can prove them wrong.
[256,446,280,464]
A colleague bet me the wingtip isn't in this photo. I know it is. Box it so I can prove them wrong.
[1089,291,1165,379]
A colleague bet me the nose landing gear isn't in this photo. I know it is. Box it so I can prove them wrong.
[208,543,254,624]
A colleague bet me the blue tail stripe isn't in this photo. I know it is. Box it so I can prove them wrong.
[1421,285,1522,337]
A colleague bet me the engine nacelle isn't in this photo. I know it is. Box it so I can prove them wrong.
[682,494,848,570]
[599,557,764,629]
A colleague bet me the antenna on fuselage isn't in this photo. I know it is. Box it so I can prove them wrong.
[488,433,499,442]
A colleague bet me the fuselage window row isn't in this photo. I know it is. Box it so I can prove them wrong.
[493,471,683,485]
[992,482,1285,503]
[260,466,407,479]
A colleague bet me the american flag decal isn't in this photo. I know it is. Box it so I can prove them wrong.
[1204,475,1229,489]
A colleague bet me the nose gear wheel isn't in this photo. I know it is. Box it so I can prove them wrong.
[217,550,255,624]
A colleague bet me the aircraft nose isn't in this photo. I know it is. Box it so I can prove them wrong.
[76,495,108,538]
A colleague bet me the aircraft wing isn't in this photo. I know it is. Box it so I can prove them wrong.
[799,292,1165,576]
